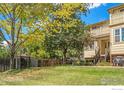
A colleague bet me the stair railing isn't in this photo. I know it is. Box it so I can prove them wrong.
[105,48,110,62]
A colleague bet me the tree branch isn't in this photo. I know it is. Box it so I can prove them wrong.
[0,24,11,40]
[15,6,23,21]
[0,29,11,47]
[3,4,13,19]
[0,4,12,19]
[15,28,40,52]
[15,18,22,45]
[0,7,11,23]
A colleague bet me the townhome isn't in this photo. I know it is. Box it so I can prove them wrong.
[84,4,124,63]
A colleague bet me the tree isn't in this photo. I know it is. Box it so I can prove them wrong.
[44,3,91,63]
[0,3,52,69]
[0,46,8,58]
[22,30,48,58]
[71,24,93,61]
[0,38,8,58]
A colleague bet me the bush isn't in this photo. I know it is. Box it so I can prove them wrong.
[72,60,86,66]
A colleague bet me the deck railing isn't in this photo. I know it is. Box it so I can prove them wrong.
[84,50,95,58]
[110,13,124,25]
[91,26,110,37]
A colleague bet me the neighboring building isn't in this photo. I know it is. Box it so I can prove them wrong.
[84,4,124,63]
[0,41,9,47]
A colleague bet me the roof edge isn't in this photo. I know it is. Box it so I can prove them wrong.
[88,20,109,27]
[108,4,124,13]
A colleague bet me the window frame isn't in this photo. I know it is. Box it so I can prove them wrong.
[114,28,124,43]
[114,28,121,42]
[120,8,124,12]
[121,28,124,41]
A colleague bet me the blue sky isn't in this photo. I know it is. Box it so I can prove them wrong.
[81,3,122,25]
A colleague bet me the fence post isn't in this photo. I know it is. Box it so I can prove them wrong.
[0,59,1,72]
[18,57,20,69]
[3,58,5,71]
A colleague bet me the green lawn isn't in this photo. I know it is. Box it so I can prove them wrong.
[0,66,124,85]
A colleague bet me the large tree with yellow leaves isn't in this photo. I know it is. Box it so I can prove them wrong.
[0,3,52,69]
[44,4,91,63]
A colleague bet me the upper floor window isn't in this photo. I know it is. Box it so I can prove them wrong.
[120,8,124,12]
[92,26,97,30]
[114,28,124,42]
[92,26,100,30]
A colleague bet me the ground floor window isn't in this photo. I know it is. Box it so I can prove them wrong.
[121,28,124,41]
[115,29,120,42]
[114,28,124,42]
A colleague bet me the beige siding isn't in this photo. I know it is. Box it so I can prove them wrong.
[91,23,110,37]
[84,50,95,58]
[110,9,124,25]
[110,24,124,54]
[111,44,124,54]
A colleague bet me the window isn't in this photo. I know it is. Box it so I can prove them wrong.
[85,42,94,50]
[114,28,124,42]
[121,28,124,41]
[92,26,100,30]
[92,26,97,30]
[115,29,120,42]
[89,43,94,49]
[120,8,124,12]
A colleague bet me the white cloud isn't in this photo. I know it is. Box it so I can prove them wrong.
[89,3,106,9]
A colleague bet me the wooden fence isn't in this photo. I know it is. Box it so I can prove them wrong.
[37,59,62,67]
[0,57,73,72]
[0,56,31,72]
[0,57,64,72]
[0,57,10,72]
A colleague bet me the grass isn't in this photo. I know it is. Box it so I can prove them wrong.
[0,66,124,85]
[96,61,111,66]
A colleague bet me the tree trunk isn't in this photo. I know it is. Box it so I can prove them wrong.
[10,7,16,70]
[10,54,15,69]
[82,49,85,61]
[78,52,81,61]
[63,48,67,64]
[10,45,16,69]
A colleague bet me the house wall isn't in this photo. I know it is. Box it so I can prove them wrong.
[84,40,97,58]
[90,21,110,38]
[84,21,110,58]
[84,4,124,59]
[84,50,95,58]
[96,36,110,55]
[84,36,110,58]
[110,24,124,55]
[110,7,124,26]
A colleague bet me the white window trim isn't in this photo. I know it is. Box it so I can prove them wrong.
[114,28,124,43]
[114,28,120,42]
[121,28,124,41]
[120,28,122,42]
